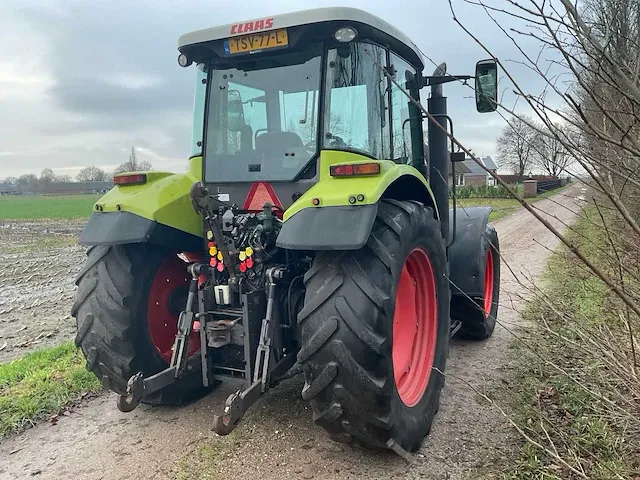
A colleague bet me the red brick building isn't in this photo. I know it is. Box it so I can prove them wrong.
[449,156,498,186]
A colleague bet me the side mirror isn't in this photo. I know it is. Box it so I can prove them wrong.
[475,59,498,113]
[227,90,245,132]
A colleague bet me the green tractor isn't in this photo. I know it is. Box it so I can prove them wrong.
[72,7,500,453]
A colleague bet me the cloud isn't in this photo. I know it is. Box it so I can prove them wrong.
[0,0,559,179]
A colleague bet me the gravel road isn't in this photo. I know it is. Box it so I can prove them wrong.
[0,186,585,480]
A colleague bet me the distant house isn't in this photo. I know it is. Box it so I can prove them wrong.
[450,162,472,187]
[42,181,114,195]
[450,156,498,187]
[0,183,18,195]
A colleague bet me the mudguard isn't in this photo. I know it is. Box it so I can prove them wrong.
[276,150,436,250]
[276,204,378,250]
[78,211,202,251]
[78,156,204,251]
[448,206,492,298]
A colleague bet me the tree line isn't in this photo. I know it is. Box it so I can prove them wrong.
[496,114,576,178]
[0,147,153,191]
[451,0,640,475]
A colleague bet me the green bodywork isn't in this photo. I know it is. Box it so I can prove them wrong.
[93,151,436,241]
[283,150,437,221]
[94,156,204,238]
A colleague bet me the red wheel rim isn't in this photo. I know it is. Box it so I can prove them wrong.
[147,254,199,363]
[392,248,438,407]
[483,249,495,316]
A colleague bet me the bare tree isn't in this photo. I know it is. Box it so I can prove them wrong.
[17,174,38,192]
[533,125,575,177]
[114,147,153,175]
[496,114,538,176]
[287,113,346,146]
[77,166,109,182]
[38,168,56,191]
[435,0,640,475]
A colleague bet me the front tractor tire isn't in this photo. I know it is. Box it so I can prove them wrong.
[298,200,450,452]
[72,244,206,405]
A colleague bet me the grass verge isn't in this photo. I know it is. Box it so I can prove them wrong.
[452,184,571,222]
[173,413,255,480]
[0,342,102,436]
[0,194,100,220]
[500,205,640,479]
[454,198,522,222]
[175,442,228,480]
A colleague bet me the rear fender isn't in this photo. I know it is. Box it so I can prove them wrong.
[277,151,437,250]
[79,156,203,251]
[276,204,379,250]
[448,207,492,299]
[78,211,202,251]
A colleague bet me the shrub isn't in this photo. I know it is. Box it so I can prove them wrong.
[451,183,521,199]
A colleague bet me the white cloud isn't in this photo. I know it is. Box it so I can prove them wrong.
[0,0,562,180]
[105,73,164,90]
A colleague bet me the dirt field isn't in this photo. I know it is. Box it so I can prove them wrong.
[0,220,85,363]
[0,186,584,480]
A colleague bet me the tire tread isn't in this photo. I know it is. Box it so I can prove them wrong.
[300,200,449,451]
[72,244,205,404]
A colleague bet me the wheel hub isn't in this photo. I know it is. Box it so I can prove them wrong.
[147,254,199,363]
[484,249,495,316]
[392,248,438,407]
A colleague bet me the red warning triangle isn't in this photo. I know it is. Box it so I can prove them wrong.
[243,182,282,211]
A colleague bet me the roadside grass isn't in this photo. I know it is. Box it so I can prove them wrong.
[173,409,261,480]
[175,442,222,480]
[452,184,570,222]
[499,205,640,479]
[454,198,522,222]
[0,342,102,436]
[0,194,100,220]
[172,377,307,479]
[175,440,234,480]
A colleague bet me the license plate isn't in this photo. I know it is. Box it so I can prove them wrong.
[225,29,288,55]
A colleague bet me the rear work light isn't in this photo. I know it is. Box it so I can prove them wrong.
[330,162,381,177]
[114,173,147,186]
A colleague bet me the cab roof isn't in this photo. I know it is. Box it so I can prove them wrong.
[178,7,424,71]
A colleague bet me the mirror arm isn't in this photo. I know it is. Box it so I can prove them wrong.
[422,75,474,87]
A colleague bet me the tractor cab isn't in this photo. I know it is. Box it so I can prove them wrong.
[178,8,434,209]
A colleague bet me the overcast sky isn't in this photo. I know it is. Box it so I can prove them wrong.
[0,0,553,179]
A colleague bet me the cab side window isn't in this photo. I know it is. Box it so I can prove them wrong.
[324,43,390,159]
[389,53,422,166]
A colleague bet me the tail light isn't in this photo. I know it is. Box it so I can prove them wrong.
[114,173,147,186]
[330,162,381,177]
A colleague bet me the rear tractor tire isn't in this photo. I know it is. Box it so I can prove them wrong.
[455,225,500,340]
[72,243,208,405]
[298,200,450,452]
